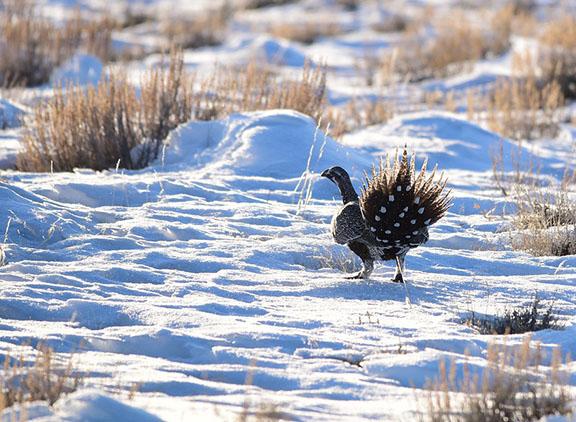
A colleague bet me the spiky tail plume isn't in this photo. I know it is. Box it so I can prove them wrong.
[360,148,451,247]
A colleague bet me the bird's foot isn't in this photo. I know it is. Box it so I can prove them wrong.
[391,274,404,283]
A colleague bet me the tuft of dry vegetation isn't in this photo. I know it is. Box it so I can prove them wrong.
[237,400,286,422]
[538,15,576,99]
[371,14,408,33]
[511,188,576,256]
[486,77,564,141]
[268,20,344,45]
[422,337,573,422]
[394,6,528,82]
[489,139,542,198]
[325,98,394,138]
[161,4,232,50]
[425,18,486,76]
[465,297,561,335]
[192,61,327,122]
[119,7,152,29]
[18,51,192,172]
[1,344,81,411]
[0,0,113,87]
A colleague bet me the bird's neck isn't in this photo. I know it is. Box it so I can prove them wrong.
[336,177,359,204]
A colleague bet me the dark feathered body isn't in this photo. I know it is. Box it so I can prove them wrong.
[322,149,451,280]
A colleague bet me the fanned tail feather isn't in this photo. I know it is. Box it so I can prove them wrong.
[360,148,451,247]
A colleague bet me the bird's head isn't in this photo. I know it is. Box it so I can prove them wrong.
[320,166,349,185]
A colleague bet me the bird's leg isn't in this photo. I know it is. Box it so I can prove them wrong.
[392,253,406,283]
[345,259,374,279]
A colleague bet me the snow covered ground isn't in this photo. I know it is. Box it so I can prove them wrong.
[1,0,576,421]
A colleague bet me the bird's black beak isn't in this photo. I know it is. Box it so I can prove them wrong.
[321,168,332,179]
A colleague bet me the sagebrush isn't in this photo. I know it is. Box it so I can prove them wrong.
[465,297,561,335]
[0,0,112,87]
[422,337,572,421]
[18,51,192,172]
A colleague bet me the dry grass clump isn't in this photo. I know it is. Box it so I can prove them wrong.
[371,14,408,33]
[538,15,576,99]
[395,8,522,82]
[119,7,152,29]
[193,61,327,122]
[393,18,484,82]
[489,140,541,197]
[422,338,573,422]
[425,20,486,77]
[0,1,113,87]
[1,345,81,411]
[161,5,231,50]
[486,77,564,141]
[18,51,191,172]
[487,5,516,58]
[511,189,576,256]
[268,20,344,45]
[514,190,576,229]
[326,98,394,138]
[465,297,561,335]
[237,400,286,422]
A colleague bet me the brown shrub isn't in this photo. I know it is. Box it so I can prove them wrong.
[18,51,192,172]
[422,337,572,421]
[268,20,343,44]
[161,4,231,49]
[538,15,576,99]
[371,14,408,33]
[511,188,576,257]
[325,98,393,138]
[0,1,113,87]
[394,8,517,82]
[1,344,81,411]
[486,77,564,141]
[192,61,327,122]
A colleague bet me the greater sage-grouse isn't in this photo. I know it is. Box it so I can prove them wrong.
[321,149,451,282]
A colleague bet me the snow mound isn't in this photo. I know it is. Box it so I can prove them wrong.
[342,111,564,174]
[162,110,373,179]
[50,54,103,87]
[52,390,162,422]
[254,37,309,67]
[0,99,26,129]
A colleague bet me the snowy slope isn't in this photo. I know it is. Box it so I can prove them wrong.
[1,110,575,420]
